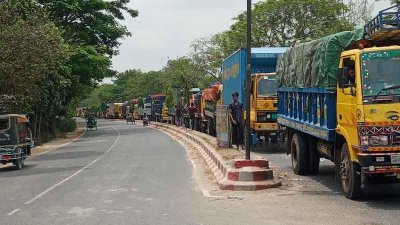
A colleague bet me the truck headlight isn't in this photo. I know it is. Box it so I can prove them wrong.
[361,136,369,146]
[369,135,389,146]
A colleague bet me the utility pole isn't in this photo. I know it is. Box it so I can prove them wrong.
[245,0,252,160]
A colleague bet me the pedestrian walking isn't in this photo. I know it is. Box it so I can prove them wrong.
[176,105,182,127]
[188,103,196,130]
[229,92,244,150]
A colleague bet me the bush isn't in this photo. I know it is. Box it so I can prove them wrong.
[57,117,77,133]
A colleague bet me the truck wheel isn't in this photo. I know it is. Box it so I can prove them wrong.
[308,138,320,175]
[340,143,361,199]
[208,119,215,136]
[291,133,309,175]
[271,135,278,144]
[13,149,24,170]
[27,145,32,156]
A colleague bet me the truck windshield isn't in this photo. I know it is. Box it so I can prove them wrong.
[361,50,400,100]
[0,118,10,132]
[257,78,277,97]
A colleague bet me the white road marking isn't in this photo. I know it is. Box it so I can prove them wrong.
[7,209,20,216]
[154,126,246,200]
[34,128,87,157]
[152,127,227,199]
[24,127,120,205]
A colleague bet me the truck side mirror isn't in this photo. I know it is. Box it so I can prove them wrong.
[338,67,348,88]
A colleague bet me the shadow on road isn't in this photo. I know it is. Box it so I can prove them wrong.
[258,142,400,208]
[30,150,103,161]
[0,164,83,177]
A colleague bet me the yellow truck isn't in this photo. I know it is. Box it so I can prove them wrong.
[221,48,287,146]
[277,6,400,199]
[114,103,124,119]
[250,73,279,143]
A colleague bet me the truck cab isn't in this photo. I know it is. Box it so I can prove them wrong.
[337,45,400,177]
[276,5,400,199]
[201,83,223,136]
[250,73,278,143]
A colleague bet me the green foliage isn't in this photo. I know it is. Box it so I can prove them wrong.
[0,0,137,143]
[81,57,215,111]
[37,0,139,87]
[215,0,354,55]
[56,117,77,133]
[188,0,363,83]
[190,36,224,80]
[0,0,68,114]
[165,89,174,108]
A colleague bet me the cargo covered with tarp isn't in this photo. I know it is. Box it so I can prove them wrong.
[277,29,364,88]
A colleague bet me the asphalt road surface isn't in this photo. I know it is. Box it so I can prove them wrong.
[1,119,400,225]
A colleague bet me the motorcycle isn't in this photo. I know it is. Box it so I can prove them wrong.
[143,118,149,126]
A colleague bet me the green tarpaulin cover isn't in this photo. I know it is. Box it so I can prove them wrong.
[277,29,364,88]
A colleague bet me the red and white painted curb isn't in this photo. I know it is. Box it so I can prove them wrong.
[150,122,281,191]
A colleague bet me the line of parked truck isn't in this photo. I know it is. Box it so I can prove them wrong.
[78,6,400,199]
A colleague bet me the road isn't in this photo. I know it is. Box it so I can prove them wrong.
[0,119,400,225]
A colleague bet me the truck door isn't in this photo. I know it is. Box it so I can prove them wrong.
[337,56,359,148]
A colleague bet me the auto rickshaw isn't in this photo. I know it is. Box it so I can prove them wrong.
[0,114,33,170]
[86,114,97,130]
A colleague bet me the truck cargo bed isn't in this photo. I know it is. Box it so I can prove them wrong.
[365,5,400,41]
[277,88,337,141]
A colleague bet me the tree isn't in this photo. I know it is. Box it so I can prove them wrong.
[0,0,68,114]
[220,0,355,50]
[341,0,371,26]
[190,36,224,80]
[165,88,174,109]
[163,57,204,102]
[37,0,139,86]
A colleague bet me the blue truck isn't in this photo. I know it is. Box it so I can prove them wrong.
[221,47,287,145]
[151,94,166,122]
[221,47,287,105]
[145,95,152,119]
[277,5,400,199]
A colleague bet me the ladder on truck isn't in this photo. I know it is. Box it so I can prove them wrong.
[364,4,400,41]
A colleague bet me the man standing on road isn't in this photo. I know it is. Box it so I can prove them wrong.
[229,92,244,150]
[175,105,182,127]
[188,103,196,130]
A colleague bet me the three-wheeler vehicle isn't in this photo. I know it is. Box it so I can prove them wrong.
[86,114,98,130]
[0,114,33,170]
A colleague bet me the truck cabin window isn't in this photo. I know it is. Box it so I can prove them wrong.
[0,118,10,132]
[343,57,356,86]
[361,50,400,101]
[257,77,277,97]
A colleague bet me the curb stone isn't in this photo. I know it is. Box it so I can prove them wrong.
[150,122,281,191]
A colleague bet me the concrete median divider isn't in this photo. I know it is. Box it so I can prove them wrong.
[149,122,281,191]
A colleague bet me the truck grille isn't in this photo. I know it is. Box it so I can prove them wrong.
[395,135,400,145]
[257,112,277,123]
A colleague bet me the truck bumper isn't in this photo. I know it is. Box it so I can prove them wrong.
[358,152,400,174]
[253,123,278,132]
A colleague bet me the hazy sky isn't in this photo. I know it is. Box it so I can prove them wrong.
[111,0,391,73]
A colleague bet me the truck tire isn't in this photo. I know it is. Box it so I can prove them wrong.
[13,149,24,170]
[308,138,320,175]
[208,119,215,137]
[340,143,361,199]
[291,133,309,175]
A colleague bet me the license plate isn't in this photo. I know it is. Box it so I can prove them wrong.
[391,154,400,164]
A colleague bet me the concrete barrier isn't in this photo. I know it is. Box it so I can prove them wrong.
[150,122,281,191]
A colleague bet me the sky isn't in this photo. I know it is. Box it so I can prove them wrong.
[111,0,392,74]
